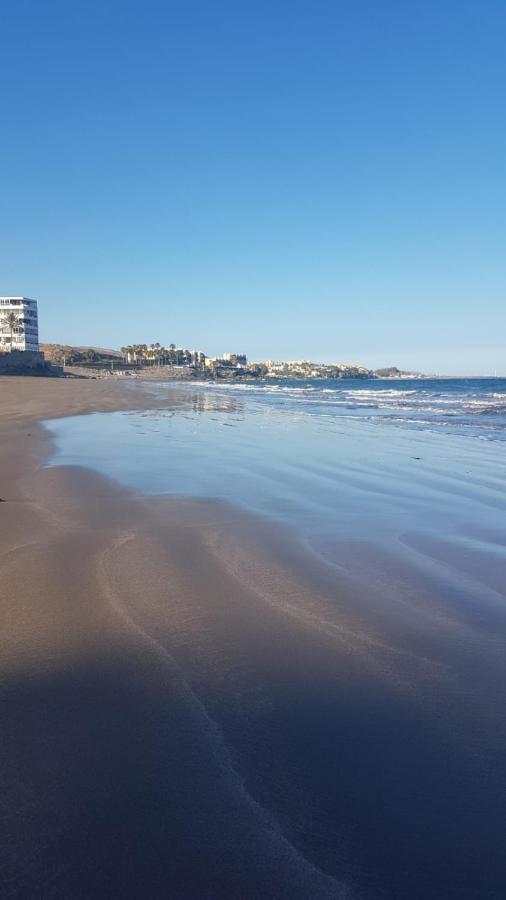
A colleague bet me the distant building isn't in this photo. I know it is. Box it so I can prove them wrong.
[206,353,248,370]
[0,297,39,352]
[222,353,247,366]
[263,358,371,379]
[192,351,206,368]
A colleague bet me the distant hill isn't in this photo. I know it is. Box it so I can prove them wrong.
[41,344,122,365]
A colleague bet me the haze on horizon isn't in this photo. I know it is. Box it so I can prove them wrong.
[1,1,505,376]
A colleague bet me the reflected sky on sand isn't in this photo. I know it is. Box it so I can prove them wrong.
[45,381,506,574]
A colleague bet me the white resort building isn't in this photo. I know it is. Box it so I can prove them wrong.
[0,297,39,352]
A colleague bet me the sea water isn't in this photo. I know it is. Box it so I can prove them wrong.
[45,377,506,565]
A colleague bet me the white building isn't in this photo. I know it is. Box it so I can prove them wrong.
[222,353,247,366]
[0,297,39,352]
[206,353,248,369]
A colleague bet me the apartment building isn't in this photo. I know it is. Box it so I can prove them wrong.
[0,297,39,352]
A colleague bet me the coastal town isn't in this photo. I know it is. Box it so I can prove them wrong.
[0,295,406,379]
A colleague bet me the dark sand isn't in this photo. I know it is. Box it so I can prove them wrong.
[1,377,505,899]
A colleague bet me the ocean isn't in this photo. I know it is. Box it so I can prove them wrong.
[187,376,506,440]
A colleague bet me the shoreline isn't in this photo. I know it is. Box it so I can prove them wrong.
[1,378,349,897]
[55,368,506,382]
[1,377,505,899]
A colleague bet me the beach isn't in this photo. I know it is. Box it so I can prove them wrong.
[1,377,505,899]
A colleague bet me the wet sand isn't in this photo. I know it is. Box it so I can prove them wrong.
[1,377,505,899]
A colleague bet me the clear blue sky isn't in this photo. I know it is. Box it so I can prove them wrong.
[1,1,505,373]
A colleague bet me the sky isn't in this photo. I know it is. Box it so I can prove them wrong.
[1,0,505,373]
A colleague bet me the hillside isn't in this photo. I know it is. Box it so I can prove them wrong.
[41,344,122,365]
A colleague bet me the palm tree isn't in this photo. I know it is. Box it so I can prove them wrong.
[3,311,21,351]
[131,344,148,365]
[153,342,162,365]
[148,342,162,365]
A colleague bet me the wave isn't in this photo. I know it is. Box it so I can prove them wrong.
[152,377,506,441]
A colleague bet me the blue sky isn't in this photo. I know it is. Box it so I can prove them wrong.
[1,0,505,373]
